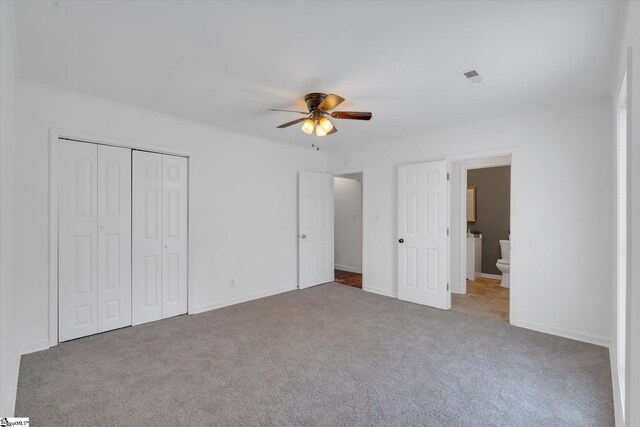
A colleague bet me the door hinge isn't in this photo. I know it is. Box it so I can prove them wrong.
[447,172,450,181]
[447,228,449,236]
[447,283,449,291]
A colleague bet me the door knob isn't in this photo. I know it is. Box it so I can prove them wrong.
[398,238,404,243]
[301,234,307,239]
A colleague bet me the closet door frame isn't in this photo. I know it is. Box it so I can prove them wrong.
[48,128,193,347]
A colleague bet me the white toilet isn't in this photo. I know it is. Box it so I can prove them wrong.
[496,240,510,288]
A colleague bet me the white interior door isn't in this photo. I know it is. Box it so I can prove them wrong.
[298,171,334,289]
[398,161,450,309]
[132,151,163,325]
[161,154,188,319]
[59,140,98,341]
[97,145,132,333]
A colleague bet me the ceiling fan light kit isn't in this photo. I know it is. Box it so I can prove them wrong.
[270,92,372,149]
[317,117,333,133]
[301,118,315,135]
[315,124,328,137]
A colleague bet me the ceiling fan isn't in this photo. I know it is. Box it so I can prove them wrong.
[270,93,372,141]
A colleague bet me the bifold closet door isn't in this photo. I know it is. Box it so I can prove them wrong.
[59,141,99,341]
[132,151,163,325]
[59,141,132,341]
[161,154,188,319]
[132,151,188,325]
[97,145,132,333]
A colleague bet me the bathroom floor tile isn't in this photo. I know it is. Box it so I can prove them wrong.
[452,278,509,321]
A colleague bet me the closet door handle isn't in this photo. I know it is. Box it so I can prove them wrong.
[398,238,404,243]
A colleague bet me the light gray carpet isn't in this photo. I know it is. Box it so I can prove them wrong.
[16,283,613,426]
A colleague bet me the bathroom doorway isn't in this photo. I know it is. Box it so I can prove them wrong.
[450,155,512,322]
[333,171,364,289]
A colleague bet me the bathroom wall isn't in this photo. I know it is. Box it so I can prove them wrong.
[467,166,511,275]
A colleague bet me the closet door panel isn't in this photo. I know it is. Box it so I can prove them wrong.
[59,141,98,341]
[97,145,132,333]
[132,151,163,325]
[162,155,188,319]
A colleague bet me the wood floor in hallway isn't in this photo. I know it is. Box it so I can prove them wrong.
[452,277,509,321]
[334,269,362,289]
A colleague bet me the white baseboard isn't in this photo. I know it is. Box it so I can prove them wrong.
[8,353,19,416]
[334,264,362,274]
[190,284,297,315]
[512,319,610,347]
[609,343,625,426]
[363,285,397,298]
[2,351,20,417]
[19,340,49,356]
[480,273,502,280]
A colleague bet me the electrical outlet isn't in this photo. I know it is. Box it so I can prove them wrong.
[229,278,235,287]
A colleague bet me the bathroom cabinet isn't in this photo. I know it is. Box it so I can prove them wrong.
[466,236,482,281]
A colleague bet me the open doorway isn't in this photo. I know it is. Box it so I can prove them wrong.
[333,172,363,289]
[451,156,512,322]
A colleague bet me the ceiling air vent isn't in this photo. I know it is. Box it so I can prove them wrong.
[463,69,483,83]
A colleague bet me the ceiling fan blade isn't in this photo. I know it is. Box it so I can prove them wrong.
[318,93,345,111]
[276,117,307,128]
[269,109,308,114]
[330,111,372,121]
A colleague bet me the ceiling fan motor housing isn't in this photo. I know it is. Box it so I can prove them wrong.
[304,93,328,112]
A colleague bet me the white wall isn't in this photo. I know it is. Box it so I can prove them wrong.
[334,176,362,273]
[0,1,20,417]
[612,1,640,425]
[14,81,327,353]
[328,98,614,345]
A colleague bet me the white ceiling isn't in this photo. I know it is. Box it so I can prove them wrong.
[12,1,622,150]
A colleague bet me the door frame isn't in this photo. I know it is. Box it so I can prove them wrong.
[446,147,517,324]
[48,127,194,347]
[331,168,367,290]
